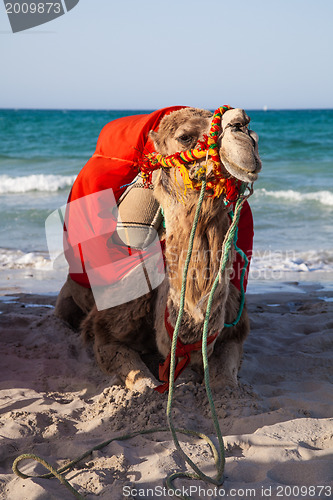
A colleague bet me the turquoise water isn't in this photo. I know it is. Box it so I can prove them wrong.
[0,108,332,281]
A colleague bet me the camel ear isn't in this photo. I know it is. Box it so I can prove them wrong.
[149,130,159,148]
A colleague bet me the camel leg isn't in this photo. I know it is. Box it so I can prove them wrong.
[81,291,159,392]
[209,295,250,390]
[54,275,95,330]
[54,277,86,330]
[209,340,243,389]
[94,340,159,392]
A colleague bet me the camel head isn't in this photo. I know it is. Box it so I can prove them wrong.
[148,106,261,198]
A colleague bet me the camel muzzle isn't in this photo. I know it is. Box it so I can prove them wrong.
[219,109,262,183]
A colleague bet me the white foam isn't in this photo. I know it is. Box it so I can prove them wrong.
[319,296,333,302]
[0,248,52,270]
[2,247,333,275]
[0,174,76,194]
[250,249,333,278]
[256,188,333,207]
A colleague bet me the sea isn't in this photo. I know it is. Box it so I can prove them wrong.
[0,108,333,295]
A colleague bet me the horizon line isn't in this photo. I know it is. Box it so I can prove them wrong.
[0,106,333,112]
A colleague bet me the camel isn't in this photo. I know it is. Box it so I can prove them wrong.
[56,106,261,393]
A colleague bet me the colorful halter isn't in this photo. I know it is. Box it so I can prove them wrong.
[140,105,243,202]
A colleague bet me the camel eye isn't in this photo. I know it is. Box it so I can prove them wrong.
[177,134,193,144]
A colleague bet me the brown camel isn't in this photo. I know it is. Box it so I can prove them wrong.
[57,107,261,393]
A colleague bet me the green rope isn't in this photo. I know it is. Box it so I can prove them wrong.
[12,182,249,500]
[13,453,85,500]
[165,183,249,499]
[12,427,223,500]
[164,179,225,500]
[224,222,248,328]
[223,202,249,328]
[160,206,166,229]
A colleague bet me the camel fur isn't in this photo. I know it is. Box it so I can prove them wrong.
[56,107,261,393]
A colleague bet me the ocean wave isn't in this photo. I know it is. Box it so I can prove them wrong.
[2,246,333,277]
[0,249,52,270]
[0,174,76,194]
[250,249,333,276]
[255,188,333,207]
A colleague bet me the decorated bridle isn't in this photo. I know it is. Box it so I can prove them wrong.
[140,105,243,203]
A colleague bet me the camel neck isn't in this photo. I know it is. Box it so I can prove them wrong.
[161,196,233,323]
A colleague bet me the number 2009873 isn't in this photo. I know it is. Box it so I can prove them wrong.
[5,3,61,14]
[276,485,331,497]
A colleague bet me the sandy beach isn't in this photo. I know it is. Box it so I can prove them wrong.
[0,278,332,500]
[1,0,333,495]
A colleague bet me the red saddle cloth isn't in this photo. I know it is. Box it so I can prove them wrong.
[63,107,253,293]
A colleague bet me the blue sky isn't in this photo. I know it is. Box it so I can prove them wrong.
[1,0,333,110]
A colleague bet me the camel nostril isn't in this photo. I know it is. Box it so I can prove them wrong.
[248,130,259,149]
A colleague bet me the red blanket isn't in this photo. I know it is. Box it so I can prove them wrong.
[63,107,253,294]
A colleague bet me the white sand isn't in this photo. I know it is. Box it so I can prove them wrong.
[0,282,332,500]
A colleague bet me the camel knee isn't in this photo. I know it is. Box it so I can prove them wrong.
[55,275,95,330]
[54,280,86,330]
